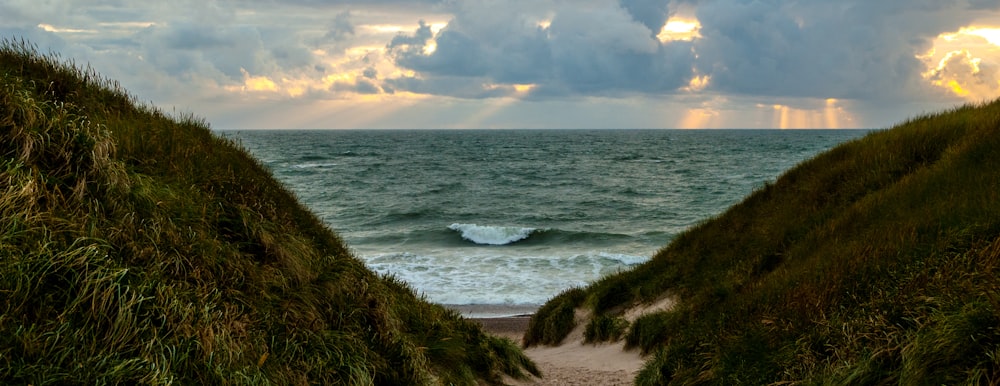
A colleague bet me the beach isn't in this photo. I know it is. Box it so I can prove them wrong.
[468,297,678,385]
[472,316,642,385]
[472,314,644,385]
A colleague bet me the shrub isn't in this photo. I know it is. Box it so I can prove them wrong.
[584,314,629,343]
[524,288,586,346]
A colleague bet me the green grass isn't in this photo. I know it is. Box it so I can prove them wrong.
[584,314,629,343]
[524,287,585,346]
[0,39,537,385]
[528,97,1000,383]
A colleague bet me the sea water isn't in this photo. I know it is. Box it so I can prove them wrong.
[227,129,869,316]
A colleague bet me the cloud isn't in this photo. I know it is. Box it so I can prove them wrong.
[135,23,268,81]
[11,0,999,106]
[387,19,435,49]
[3,0,1000,129]
[329,76,385,95]
[692,0,1000,101]
[377,0,1000,104]
[543,5,693,95]
[385,75,517,98]
[325,11,355,41]
[386,1,696,97]
[618,0,671,35]
[253,0,442,6]
[3,2,333,106]
[925,49,1000,99]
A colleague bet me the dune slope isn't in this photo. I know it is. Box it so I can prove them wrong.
[0,40,537,385]
[527,99,1000,384]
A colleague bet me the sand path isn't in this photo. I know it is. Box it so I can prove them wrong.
[474,297,675,385]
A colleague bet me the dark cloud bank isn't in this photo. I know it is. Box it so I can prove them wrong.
[385,0,1000,101]
[2,0,998,107]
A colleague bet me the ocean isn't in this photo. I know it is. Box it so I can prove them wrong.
[226,129,870,316]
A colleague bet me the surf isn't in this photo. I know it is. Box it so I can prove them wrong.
[448,223,539,245]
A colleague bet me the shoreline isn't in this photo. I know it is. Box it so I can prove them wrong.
[472,315,532,342]
[444,303,539,319]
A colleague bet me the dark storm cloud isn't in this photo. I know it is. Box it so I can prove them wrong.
[393,21,552,82]
[388,1,696,97]
[330,76,384,94]
[689,0,998,100]
[6,0,1000,119]
[388,20,435,49]
[543,6,693,95]
[136,23,265,80]
[355,78,381,94]
[618,0,671,35]
[385,0,1000,101]
[325,11,355,41]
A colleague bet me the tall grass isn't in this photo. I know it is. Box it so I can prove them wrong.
[0,39,537,385]
[528,97,1000,384]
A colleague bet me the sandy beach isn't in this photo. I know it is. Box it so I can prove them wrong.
[473,316,643,386]
[466,298,676,385]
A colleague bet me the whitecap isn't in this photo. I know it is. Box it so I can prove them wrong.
[598,252,649,266]
[360,249,648,305]
[448,223,537,245]
[290,162,338,169]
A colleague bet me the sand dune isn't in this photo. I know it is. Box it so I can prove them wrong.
[474,297,675,385]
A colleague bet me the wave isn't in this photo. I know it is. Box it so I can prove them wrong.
[443,223,642,247]
[612,153,644,162]
[528,228,635,246]
[290,162,339,169]
[594,252,648,266]
[295,154,328,162]
[448,223,538,245]
[360,249,650,305]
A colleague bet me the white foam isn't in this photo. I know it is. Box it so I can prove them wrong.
[360,249,652,305]
[291,162,338,169]
[448,223,537,245]
[599,252,649,266]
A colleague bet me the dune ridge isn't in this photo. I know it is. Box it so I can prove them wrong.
[528,98,1000,384]
[0,40,537,385]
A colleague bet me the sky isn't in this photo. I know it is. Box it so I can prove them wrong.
[3,0,1000,129]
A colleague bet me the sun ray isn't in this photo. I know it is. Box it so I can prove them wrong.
[677,108,718,128]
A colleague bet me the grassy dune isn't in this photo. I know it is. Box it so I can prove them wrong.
[0,40,537,385]
[527,99,1000,383]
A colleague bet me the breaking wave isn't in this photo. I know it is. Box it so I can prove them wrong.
[448,223,539,245]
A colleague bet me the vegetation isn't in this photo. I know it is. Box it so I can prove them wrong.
[0,40,537,385]
[528,97,1000,384]
[584,315,629,343]
[524,287,585,346]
